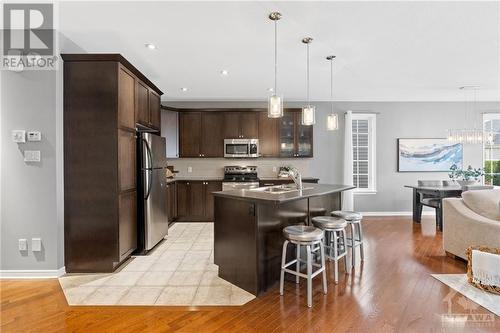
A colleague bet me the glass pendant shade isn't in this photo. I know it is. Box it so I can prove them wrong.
[327,113,338,131]
[447,129,489,145]
[302,105,315,125]
[268,94,284,118]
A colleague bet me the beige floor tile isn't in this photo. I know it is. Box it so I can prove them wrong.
[205,263,219,272]
[199,270,232,287]
[184,250,211,261]
[59,274,112,289]
[119,258,156,272]
[82,287,130,305]
[177,260,209,271]
[117,287,164,305]
[190,242,213,251]
[155,286,197,305]
[63,286,98,305]
[230,285,256,305]
[104,272,144,286]
[160,250,188,260]
[149,260,181,272]
[136,271,173,286]
[168,270,204,286]
[193,286,231,305]
[168,242,193,251]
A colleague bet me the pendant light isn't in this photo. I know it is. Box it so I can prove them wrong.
[447,86,487,144]
[301,37,315,125]
[326,55,338,131]
[268,12,283,118]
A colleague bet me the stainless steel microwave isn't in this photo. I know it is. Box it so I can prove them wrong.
[224,139,259,158]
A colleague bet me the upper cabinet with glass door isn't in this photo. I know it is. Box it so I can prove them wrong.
[279,110,313,158]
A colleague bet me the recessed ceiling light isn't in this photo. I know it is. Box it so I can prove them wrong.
[268,88,274,92]
[181,87,188,92]
[145,43,156,50]
[220,70,229,76]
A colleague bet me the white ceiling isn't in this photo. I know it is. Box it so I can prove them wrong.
[59,1,500,101]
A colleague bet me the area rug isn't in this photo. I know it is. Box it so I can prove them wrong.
[59,223,255,306]
[432,274,500,316]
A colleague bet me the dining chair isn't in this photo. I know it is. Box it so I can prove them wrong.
[417,180,443,230]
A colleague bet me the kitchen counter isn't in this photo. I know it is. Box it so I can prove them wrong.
[166,176,319,183]
[213,184,352,204]
[213,183,353,296]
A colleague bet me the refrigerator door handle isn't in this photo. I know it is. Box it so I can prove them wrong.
[143,139,153,200]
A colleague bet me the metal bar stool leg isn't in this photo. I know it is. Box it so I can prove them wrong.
[306,245,313,307]
[319,241,327,294]
[342,228,348,269]
[333,230,339,284]
[296,244,300,284]
[357,222,364,260]
[280,240,289,296]
[350,223,356,268]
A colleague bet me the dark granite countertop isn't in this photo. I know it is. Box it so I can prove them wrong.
[213,184,354,204]
[167,177,319,183]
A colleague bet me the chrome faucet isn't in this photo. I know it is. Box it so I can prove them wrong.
[286,167,303,190]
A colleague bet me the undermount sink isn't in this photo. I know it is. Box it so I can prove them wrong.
[249,185,314,194]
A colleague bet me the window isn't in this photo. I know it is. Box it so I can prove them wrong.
[483,113,500,186]
[352,114,376,193]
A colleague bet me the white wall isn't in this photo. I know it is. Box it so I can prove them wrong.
[165,101,499,213]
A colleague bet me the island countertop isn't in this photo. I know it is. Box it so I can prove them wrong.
[213,184,354,204]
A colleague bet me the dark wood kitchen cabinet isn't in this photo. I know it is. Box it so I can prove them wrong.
[165,182,177,223]
[179,112,224,157]
[62,53,163,272]
[279,110,313,158]
[136,81,161,132]
[176,180,222,221]
[223,111,259,139]
[149,90,161,130]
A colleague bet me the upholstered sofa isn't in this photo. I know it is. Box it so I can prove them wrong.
[442,189,500,260]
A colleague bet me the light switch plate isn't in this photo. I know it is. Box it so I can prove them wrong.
[187,166,192,173]
[27,131,41,141]
[12,130,26,143]
[272,166,277,172]
[32,238,42,252]
[18,239,28,251]
[24,150,41,162]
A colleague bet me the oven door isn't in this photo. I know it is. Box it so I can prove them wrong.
[224,139,250,158]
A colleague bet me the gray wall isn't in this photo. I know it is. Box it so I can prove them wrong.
[165,100,499,213]
[1,70,60,270]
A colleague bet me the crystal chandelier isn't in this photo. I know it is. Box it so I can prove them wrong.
[447,86,490,145]
[267,12,283,118]
[301,37,315,125]
[326,55,338,130]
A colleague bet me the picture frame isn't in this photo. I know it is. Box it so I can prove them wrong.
[397,138,463,172]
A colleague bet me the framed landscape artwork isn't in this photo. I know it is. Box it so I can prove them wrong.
[397,138,463,172]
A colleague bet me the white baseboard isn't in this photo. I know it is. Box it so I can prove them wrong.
[0,266,66,279]
[360,211,436,217]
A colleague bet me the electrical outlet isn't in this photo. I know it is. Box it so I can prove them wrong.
[187,166,192,173]
[24,150,41,162]
[32,238,42,252]
[272,166,277,172]
[18,239,28,251]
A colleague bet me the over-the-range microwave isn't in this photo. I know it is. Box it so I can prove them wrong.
[224,139,259,158]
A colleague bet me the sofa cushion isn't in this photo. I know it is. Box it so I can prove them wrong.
[462,189,500,221]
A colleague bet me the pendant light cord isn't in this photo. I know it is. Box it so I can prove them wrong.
[306,42,310,104]
[274,19,277,93]
[330,58,333,113]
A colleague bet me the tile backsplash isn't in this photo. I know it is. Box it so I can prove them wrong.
[168,158,312,178]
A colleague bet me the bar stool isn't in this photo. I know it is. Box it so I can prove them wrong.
[311,216,348,284]
[331,211,364,268]
[279,225,327,307]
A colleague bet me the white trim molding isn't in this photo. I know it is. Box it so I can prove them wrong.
[360,211,436,217]
[0,266,66,279]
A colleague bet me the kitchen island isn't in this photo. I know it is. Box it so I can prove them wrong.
[213,184,354,295]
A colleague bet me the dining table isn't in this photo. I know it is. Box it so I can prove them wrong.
[404,184,463,223]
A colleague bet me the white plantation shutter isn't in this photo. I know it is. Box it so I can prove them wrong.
[351,114,376,192]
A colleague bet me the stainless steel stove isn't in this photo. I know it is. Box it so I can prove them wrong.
[222,166,260,191]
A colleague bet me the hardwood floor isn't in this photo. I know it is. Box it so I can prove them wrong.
[1,216,498,332]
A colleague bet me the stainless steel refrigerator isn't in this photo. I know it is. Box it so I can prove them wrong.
[137,132,169,253]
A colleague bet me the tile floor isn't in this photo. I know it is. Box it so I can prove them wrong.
[59,223,255,306]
